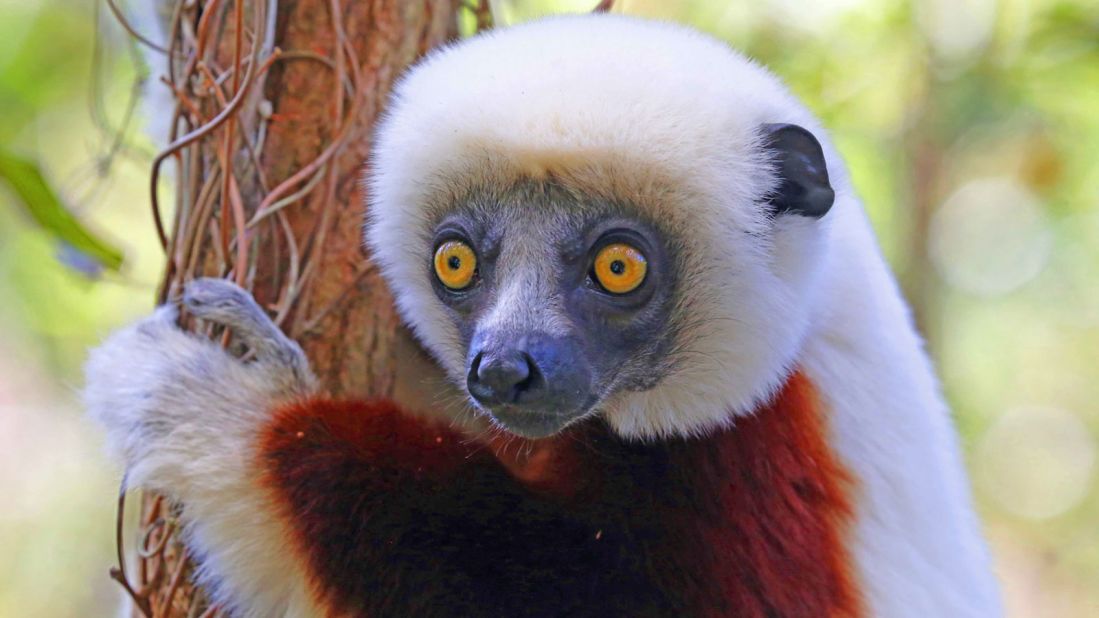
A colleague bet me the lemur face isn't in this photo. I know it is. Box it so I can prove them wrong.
[426,183,681,437]
[367,15,841,439]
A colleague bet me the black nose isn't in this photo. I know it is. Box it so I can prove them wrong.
[467,349,541,405]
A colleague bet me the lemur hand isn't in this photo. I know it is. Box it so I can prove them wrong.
[182,277,316,393]
[84,278,316,493]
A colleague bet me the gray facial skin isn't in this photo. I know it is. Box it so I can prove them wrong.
[429,182,682,438]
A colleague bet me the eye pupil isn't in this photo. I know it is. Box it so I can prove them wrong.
[609,260,625,275]
[447,256,461,270]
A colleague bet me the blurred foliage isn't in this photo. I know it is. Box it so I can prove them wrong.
[0,0,1097,616]
[0,149,124,274]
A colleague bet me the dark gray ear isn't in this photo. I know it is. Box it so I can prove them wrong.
[760,123,834,218]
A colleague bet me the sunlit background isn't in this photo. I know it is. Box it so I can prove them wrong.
[1,0,1096,615]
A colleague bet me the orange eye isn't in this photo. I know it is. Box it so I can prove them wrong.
[434,240,477,290]
[593,243,647,294]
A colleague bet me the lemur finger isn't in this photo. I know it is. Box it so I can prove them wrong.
[182,278,314,389]
[183,278,281,343]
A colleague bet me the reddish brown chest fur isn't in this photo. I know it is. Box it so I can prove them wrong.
[260,372,861,617]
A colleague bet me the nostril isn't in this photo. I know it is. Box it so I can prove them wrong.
[513,353,541,397]
[468,352,484,384]
[479,354,529,391]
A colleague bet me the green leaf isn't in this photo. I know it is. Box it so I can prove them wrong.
[0,149,123,272]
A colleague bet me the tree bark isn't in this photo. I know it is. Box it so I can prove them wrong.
[119,1,461,615]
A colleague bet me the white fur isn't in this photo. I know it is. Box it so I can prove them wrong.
[799,205,1003,615]
[366,14,1002,616]
[84,306,322,617]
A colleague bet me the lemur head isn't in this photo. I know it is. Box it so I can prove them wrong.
[367,15,846,440]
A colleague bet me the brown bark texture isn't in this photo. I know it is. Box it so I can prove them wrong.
[113,1,462,615]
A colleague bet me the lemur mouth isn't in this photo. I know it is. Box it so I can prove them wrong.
[485,405,592,439]
[481,392,602,439]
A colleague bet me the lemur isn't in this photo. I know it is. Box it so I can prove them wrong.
[86,14,1001,618]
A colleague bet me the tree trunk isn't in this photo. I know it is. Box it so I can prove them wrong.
[116,1,461,615]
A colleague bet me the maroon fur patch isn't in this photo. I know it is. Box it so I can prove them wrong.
[259,372,861,617]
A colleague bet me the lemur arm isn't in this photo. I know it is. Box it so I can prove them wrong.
[84,279,330,617]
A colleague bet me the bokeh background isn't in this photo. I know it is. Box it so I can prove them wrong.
[1,0,1096,615]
